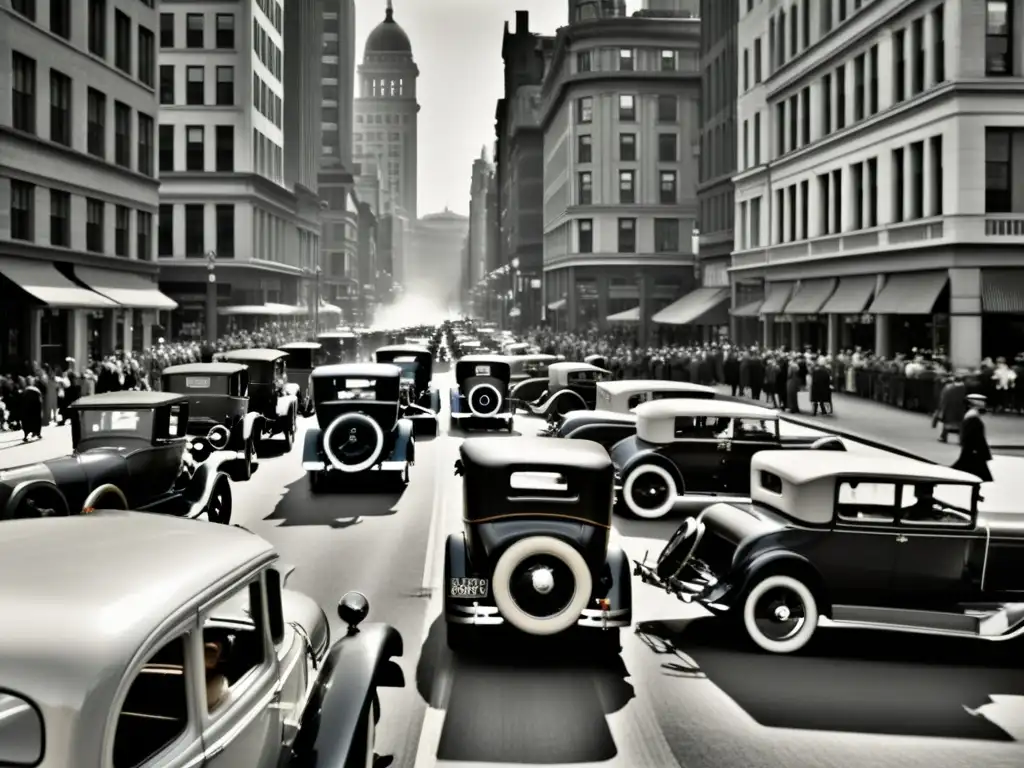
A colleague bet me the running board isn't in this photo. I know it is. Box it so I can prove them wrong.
[830,603,1024,639]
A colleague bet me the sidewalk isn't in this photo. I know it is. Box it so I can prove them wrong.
[0,424,73,467]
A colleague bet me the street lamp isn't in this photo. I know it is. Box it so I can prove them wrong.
[205,251,217,343]
[510,257,521,331]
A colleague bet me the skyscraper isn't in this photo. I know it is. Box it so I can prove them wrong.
[320,0,356,170]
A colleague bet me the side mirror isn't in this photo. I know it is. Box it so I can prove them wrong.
[453,458,464,477]
[338,591,369,634]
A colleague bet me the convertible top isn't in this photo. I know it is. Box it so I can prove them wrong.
[162,362,248,376]
[753,451,981,486]
[219,348,289,363]
[312,363,402,379]
[72,391,187,409]
[597,379,714,396]
[461,436,610,472]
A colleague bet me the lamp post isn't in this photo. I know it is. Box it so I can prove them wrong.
[510,257,520,332]
[205,251,217,343]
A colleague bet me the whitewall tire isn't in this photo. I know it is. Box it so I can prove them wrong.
[741,574,819,654]
[468,383,502,417]
[322,413,384,472]
[623,464,678,519]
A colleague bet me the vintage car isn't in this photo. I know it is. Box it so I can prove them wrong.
[519,361,610,418]
[634,451,1024,654]
[0,392,234,523]
[445,438,631,653]
[161,362,263,478]
[507,354,561,401]
[319,331,359,363]
[373,344,441,435]
[279,341,323,415]
[450,355,514,431]
[0,511,403,767]
[543,379,718,448]
[609,399,839,519]
[584,353,608,369]
[302,363,416,491]
[217,348,298,452]
[502,341,531,356]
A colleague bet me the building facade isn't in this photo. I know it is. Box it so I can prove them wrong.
[1,0,174,370]
[539,10,703,343]
[320,0,355,169]
[732,0,1024,367]
[467,147,493,297]
[156,0,321,337]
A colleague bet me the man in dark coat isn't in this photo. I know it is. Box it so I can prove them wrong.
[20,377,43,441]
[953,394,993,482]
[723,350,741,396]
[809,358,833,416]
[932,375,967,442]
[747,351,766,402]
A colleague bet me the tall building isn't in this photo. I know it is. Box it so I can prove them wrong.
[408,210,468,308]
[540,9,702,343]
[732,0,1024,367]
[698,0,738,343]
[320,0,356,169]
[467,147,494,293]
[156,0,321,336]
[1,0,174,369]
[353,0,419,220]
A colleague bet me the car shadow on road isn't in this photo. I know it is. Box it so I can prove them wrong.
[415,616,634,763]
[262,475,404,527]
[446,427,525,439]
[638,617,1024,742]
[255,439,292,459]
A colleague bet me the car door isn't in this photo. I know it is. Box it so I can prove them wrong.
[723,418,779,494]
[660,416,731,493]
[200,575,282,768]
[126,404,187,507]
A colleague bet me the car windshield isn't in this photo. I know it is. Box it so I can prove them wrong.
[393,359,418,380]
[80,409,154,435]
[313,377,379,401]
[165,374,228,394]
[284,349,318,368]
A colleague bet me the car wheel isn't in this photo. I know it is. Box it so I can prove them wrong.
[446,622,476,653]
[206,478,232,524]
[242,439,253,480]
[741,574,819,654]
[622,464,678,519]
[7,484,70,519]
[283,422,294,452]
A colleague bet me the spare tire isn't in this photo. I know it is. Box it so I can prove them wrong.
[655,517,705,580]
[468,383,502,417]
[323,412,385,472]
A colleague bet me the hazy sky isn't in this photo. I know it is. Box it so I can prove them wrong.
[352,0,644,216]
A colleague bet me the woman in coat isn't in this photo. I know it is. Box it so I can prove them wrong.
[785,361,802,413]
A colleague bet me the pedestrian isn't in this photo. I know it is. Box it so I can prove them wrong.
[952,394,993,482]
[20,376,43,441]
[785,360,801,413]
[932,374,967,443]
[764,356,779,407]
[747,349,765,402]
[810,356,833,416]
[724,349,740,397]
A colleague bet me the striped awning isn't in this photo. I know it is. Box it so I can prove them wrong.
[759,282,794,314]
[731,299,763,317]
[783,279,837,314]
[867,272,948,314]
[651,287,730,325]
[820,276,876,314]
[982,269,1024,313]
[606,306,640,322]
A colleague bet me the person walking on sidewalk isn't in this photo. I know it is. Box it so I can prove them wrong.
[810,356,833,416]
[952,394,993,482]
[933,374,966,443]
[20,377,43,442]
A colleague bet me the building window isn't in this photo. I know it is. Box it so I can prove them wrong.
[800,87,810,145]
[576,51,591,72]
[618,49,633,71]
[909,140,924,219]
[787,185,797,241]
[911,17,925,94]
[659,171,677,204]
[216,14,235,48]
[186,13,204,48]
[577,134,592,163]
[869,45,879,114]
[801,0,810,48]
[933,5,945,82]
[12,0,35,20]
[215,125,234,171]
[985,128,1013,212]
[89,0,106,58]
[788,95,798,151]
[753,112,761,164]
[618,94,635,121]
[658,133,677,162]
[617,218,636,253]
[986,1,1011,75]
[50,189,70,247]
[853,53,865,121]
[138,27,155,87]
[852,163,864,229]
[750,196,761,246]
[138,113,153,176]
[51,0,71,38]
[578,172,592,205]
[835,64,846,129]
[578,219,593,253]
[9,181,34,242]
[657,95,676,123]
[754,37,762,82]
[661,50,677,71]
[186,125,204,171]
[184,204,204,254]
[137,211,152,261]
[86,88,106,158]
[159,124,174,171]
[158,204,173,255]
[866,157,878,226]
[114,102,131,167]
[49,70,71,146]
[775,102,785,155]
[893,29,906,102]
[618,170,635,204]
[159,65,174,104]
[742,120,749,168]
[216,66,234,105]
[216,204,234,257]
[892,147,905,221]
[576,97,592,123]
[86,199,104,252]
[160,12,174,47]
[743,49,750,90]
[831,169,842,232]
[931,134,944,215]
[654,219,679,252]
[12,52,36,134]
[620,133,636,161]
[115,205,130,256]
[186,66,204,105]
[800,179,810,238]
[822,73,832,135]
[115,11,131,73]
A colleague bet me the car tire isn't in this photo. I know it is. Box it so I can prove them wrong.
[206,478,232,524]
[741,574,819,654]
[283,422,294,452]
[446,622,476,653]
[242,439,253,480]
[622,463,679,519]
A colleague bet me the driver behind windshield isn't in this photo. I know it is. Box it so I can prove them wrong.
[905,483,937,519]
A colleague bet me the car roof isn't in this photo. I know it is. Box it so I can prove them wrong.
[312,363,402,379]
[461,436,611,470]
[318,332,357,339]
[458,354,509,364]
[597,379,715,395]
[162,362,248,376]
[0,512,275,715]
[376,344,430,355]
[549,361,607,373]
[752,451,982,485]
[219,348,288,362]
[72,391,186,409]
[634,399,778,420]
[279,341,322,350]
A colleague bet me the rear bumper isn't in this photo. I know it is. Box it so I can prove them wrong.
[302,460,407,472]
[451,412,513,421]
[446,602,631,629]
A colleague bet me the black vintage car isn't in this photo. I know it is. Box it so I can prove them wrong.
[318,331,359,363]
[373,344,440,435]
[217,348,298,452]
[449,355,514,431]
[507,354,560,406]
[445,438,631,653]
[278,341,322,415]
[0,392,233,523]
[161,362,263,479]
[301,363,415,491]
[521,361,610,419]
[636,450,1024,654]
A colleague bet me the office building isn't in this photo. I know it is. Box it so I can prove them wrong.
[467,147,493,293]
[1,0,174,368]
[732,0,1024,366]
[320,0,356,169]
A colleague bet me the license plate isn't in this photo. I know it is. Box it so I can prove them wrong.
[449,577,488,598]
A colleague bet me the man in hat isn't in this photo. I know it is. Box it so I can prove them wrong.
[933,373,967,442]
[953,394,993,482]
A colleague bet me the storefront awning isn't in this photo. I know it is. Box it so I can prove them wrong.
[731,299,763,317]
[319,302,343,314]
[867,272,948,314]
[219,303,302,316]
[547,298,567,311]
[0,256,116,308]
[820,276,876,314]
[74,266,178,310]
[606,306,639,322]
[758,282,794,314]
[982,269,1024,313]
[651,287,729,325]
[783,279,837,314]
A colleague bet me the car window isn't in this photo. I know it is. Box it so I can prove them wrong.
[202,581,266,714]
[113,635,189,767]
[568,370,602,383]
[899,483,974,526]
[336,378,377,400]
[627,393,649,409]
[836,480,896,523]
[81,409,153,436]
[673,416,731,439]
[0,692,43,766]
[733,417,778,440]
[167,404,184,437]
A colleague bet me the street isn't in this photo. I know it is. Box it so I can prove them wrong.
[3,371,1024,768]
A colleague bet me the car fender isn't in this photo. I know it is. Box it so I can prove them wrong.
[303,426,323,464]
[297,623,405,768]
[621,450,684,491]
[242,411,262,442]
[529,388,586,418]
[3,479,70,519]
[733,550,830,615]
[276,393,297,420]
[509,377,547,402]
[184,463,231,518]
[388,419,415,462]
[601,543,633,611]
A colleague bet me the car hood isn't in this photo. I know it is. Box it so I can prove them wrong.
[979,510,1024,537]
